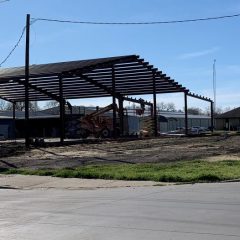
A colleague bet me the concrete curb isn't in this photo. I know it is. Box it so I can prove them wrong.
[0,174,172,190]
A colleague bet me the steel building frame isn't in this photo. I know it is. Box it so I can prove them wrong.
[0,54,213,146]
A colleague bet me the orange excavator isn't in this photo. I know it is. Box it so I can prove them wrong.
[76,103,119,138]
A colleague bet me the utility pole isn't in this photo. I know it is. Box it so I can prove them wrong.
[25,14,30,148]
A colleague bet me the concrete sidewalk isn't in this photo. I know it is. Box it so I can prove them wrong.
[0,174,168,190]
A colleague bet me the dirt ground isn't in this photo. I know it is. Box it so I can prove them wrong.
[0,134,240,169]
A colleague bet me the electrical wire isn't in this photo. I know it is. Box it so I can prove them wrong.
[0,26,26,67]
[32,13,240,25]
[1,12,239,67]
[0,20,36,68]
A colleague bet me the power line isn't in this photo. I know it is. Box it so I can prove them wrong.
[0,26,26,67]
[0,20,36,67]
[1,12,239,67]
[32,13,240,25]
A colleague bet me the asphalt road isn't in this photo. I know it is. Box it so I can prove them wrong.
[1,182,240,240]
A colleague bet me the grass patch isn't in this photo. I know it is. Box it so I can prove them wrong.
[1,160,240,183]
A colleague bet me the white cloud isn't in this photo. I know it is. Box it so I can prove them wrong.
[178,47,220,60]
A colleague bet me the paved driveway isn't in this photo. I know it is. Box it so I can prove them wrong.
[1,182,240,240]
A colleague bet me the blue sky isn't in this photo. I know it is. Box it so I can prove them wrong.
[0,0,240,111]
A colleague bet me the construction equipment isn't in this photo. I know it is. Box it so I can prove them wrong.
[65,97,153,139]
[76,103,119,138]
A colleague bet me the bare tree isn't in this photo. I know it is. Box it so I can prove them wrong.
[223,106,231,113]
[157,102,167,111]
[204,106,211,116]
[187,107,203,115]
[3,101,40,112]
[165,102,176,112]
[0,100,7,110]
[214,106,231,115]
[43,100,59,109]
[157,102,176,112]
[204,106,232,116]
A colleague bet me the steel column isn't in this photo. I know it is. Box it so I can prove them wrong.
[150,103,154,117]
[59,75,65,144]
[13,102,16,139]
[184,91,188,135]
[153,72,158,137]
[25,14,30,148]
[112,67,117,138]
[211,101,214,132]
[118,97,124,136]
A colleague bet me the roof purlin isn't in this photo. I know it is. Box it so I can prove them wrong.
[0,55,209,103]
[75,72,123,99]
[13,78,61,102]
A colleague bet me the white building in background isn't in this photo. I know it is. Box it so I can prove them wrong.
[158,111,211,133]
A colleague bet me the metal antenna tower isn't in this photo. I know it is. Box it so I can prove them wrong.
[213,59,216,112]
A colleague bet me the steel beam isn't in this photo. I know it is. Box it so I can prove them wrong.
[122,96,153,107]
[63,56,138,75]
[122,89,184,95]
[187,92,212,102]
[39,84,180,93]
[0,96,14,103]
[15,80,61,102]
[75,73,122,98]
